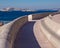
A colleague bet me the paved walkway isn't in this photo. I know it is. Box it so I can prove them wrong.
[14,20,55,48]
[14,21,41,48]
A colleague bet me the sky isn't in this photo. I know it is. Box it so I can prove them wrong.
[0,0,60,9]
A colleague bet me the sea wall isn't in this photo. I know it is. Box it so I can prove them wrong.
[0,12,60,48]
[7,12,59,48]
[51,12,60,16]
[7,16,28,48]
[32,12,52,20]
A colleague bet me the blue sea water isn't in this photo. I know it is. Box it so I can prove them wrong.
[0,10,58,23]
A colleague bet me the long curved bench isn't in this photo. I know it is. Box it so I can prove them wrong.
[40,16,60,48]
[44,16,60,37]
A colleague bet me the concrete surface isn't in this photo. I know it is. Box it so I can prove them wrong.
[33,20,55,48]
[0,21,14,48]
[0,12,60,48]
[52,14,60,23]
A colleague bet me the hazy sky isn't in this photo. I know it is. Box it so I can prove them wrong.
[0,0,60,9]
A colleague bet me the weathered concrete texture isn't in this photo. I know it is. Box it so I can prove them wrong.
[43,17,60,36]
[0,21,14,48]
[52,14,60,23]
[32,12,52,20]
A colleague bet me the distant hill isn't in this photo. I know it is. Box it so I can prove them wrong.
[0,7,35,12]
[0,7,59,12]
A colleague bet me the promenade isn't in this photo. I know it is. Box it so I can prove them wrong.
[14,20,55,48]
[0,13,60,48]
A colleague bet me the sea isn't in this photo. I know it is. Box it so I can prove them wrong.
[0,10,58,24]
